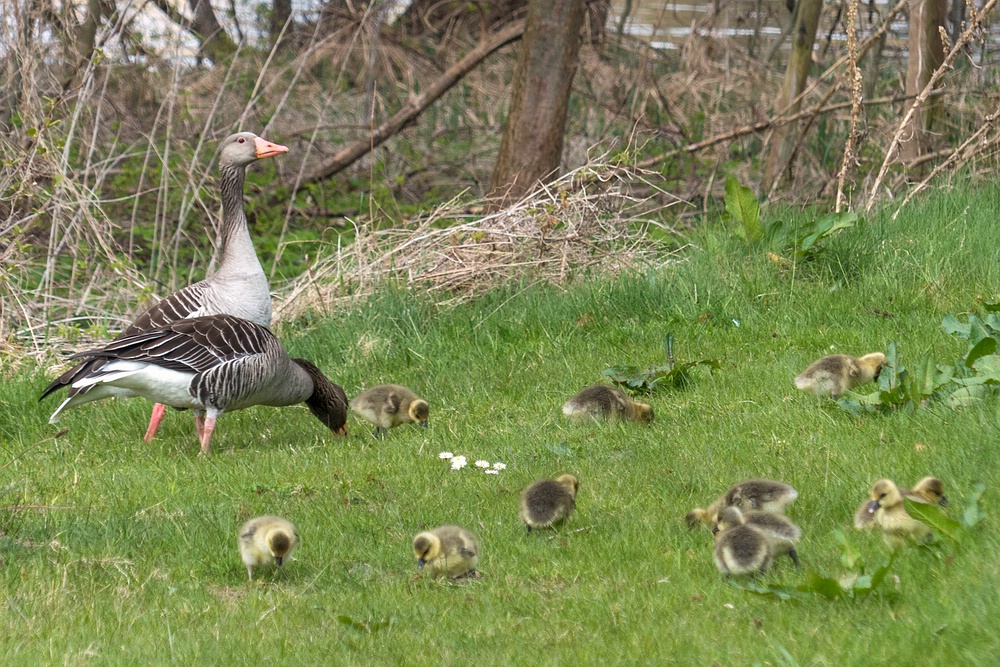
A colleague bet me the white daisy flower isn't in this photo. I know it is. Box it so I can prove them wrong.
[492,462,506,470]
[475,460,491,468]
[450,456,467,470]
[484,469,499,475]
[438,451,454,459]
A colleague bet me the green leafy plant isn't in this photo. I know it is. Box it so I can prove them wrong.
[723,177,858,258]
[602,334,720,393]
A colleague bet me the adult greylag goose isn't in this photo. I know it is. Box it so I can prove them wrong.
[39,132,287,441]
[44,314,348,455]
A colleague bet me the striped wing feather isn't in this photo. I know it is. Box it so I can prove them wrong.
[71,315,277,375]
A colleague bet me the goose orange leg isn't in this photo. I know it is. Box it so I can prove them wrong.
[143,403,167,442]
[198,417,217,456]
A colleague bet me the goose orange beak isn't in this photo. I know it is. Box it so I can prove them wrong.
[254,137,289,159]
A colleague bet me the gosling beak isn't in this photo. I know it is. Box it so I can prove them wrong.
[420,420,429,428]
[867,499,880,514]
[275,556,283,567]
[254,136,289,159]
[938,496,949,508]
[711,525,719,535]
[417,558,426,570]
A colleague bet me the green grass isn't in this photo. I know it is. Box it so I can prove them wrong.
[2,182,1000,665]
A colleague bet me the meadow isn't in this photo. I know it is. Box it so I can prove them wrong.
[2,182,999,665]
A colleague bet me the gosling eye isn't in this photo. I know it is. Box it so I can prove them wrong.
[879,493,887,500]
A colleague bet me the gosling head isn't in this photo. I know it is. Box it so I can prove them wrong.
[712,506,745,535]
[685,507,711,529]
[632,401,654,423]
[868,479,903,514]
[912,476,948,507]
[412,531,442,569]
[860,353,888,382]
[266,529,295,567]
[408,399,430,428]
[555,474,580,498]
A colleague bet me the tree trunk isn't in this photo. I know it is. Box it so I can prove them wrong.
[899,0,948,163]
[762,0,823,191]
[188,0,236,63]
[271,0,292,44]
[487,0,586,207]
[77,0,103,61]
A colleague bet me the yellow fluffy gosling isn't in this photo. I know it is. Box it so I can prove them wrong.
[855,476,948,529]
[712,506,773,576]
[795,352,887,398]
[412,525,479,579]
[349,384,429,438]
[863,479,934,547]
[687,478,798,529]
[238,515,299,580]
[519,474,580,533]
[562,385,653,423]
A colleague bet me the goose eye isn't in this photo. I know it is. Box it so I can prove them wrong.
[237,137,246,143]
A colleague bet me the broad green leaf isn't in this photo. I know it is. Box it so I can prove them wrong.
[962,484,987,529]
[803,570,844,600]
[972,355,1000,383]
[965,337,997,368]
[855,554,897,601]
[833,529,863,570]
[905,500,964,542]
[908,356,938,402]
[724,177,763,243]
[946,385,990,408]
[942,314,970,337]
[984,300,1000,312]
[968,315,989,345]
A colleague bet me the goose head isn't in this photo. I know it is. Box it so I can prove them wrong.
[293,359,349,436]
[220,132,288,169]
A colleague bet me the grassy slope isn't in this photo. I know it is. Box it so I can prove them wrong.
[2,183,999,665]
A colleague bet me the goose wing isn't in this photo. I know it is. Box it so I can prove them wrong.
[39,281,212,401]
[71,315,277,375]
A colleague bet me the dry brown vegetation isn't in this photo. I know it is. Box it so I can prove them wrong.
[2,0,1000,362]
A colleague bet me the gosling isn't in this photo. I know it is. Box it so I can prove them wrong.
[520,474,580,533]
[716,508,802,567]
[712,507,773,577]
[562,385,653,423]
[238,515,299,581]
[795,352,887,398]
[412,525,479,579]
[864,479,934,547]
[688,478,798,528]
[349,384,429,438]
[855,476,948,530]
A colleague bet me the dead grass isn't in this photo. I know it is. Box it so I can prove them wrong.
[275,157,684,319]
